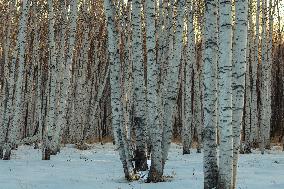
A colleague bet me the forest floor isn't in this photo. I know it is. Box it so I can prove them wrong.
[0,143,283,189]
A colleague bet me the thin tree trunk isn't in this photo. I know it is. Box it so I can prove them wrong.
[264,0,274,150]
[260,0,269,154]
[0,0,16,158]
[232,0,248,188]
[243,0,254,153]
[250,0,261,149]
[218,0,233,188]
[145,0,163,182]
[54,0,78,156]
[162,0,185,167]
[131,0,147,171]
[203,0,219,188]
[7,0,30,159]
[43,0,58,159]
[182,0,194,155]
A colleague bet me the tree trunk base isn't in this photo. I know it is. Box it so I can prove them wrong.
[3,148,11,160]
[147,167,163,183]
[34,143,39,149]
[0,146,3,159]
[265,144,271,150]
[182,148,190,155]
[42,148,51,160]
[240,142,252,154]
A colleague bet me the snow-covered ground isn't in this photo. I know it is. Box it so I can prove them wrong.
[0,143,283,189]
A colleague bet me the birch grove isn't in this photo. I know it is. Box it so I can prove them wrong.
[0,0,283,187]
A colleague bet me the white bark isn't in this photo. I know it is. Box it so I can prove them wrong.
[119,1,134,167]
[193,1,204,154]
[181,50,192,154]
[55,0,78,153]
[264,0,274,150]
[104,0,136,180]
[182,1,194,155]
[72,3,90,144]
[250,0,261,148]
[44,0,58,157]
[55,0,67,142]
[131,0,147,171]
[260,0,269,154]
[162,0,186,166]
[244,0,254,152]
[193,59,203,153]
[218,1,233,188]
[232,0,248,188]
[203,0,219,188]
[8,0,30,153]
[145,0,163,182]
[0,0,16,156]
[34,34,42,144]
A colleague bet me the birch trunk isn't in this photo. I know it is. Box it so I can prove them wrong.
[181,50,192,154]
[55,0,67,143]
[260,0,269,154]
[7,0,30,159]
[131,0,147,171]
[0,0,16,158]
[145,0,163,182]
[35,39,42,147]
[162,0,185,167]
[243,0,254,153]
[182,1,194,155]
[54,0,78,156]
[203,0,219,188]
[232,0,248,187]
[250,0,261,148]
[218,1,233,188]
[73,3,90,144]
[43,0,58,159]
[104,0,137,180]
[194,1,204,154]
[264,0,274,150]
[193,62,203,153]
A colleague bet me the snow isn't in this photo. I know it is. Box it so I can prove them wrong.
[0,143,283,189]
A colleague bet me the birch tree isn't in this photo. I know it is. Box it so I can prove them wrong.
[218,0,233,188]
[243,0,254,153]
[72,1,91,145]
[232,0,248,188]
[182,0,194,155]
[48,0,78,158]
[43,0,57,159]
[145,0,163,182]
[131,0,147,171]
[104,0,137,180]
[203,0,219,188]
[262,0,274,151]
[0,0,16,159]
[162,0,185,167]
[260,0,270,154]
[6,0,30,159]
[250,0,261,148]
[193,0,204,154]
